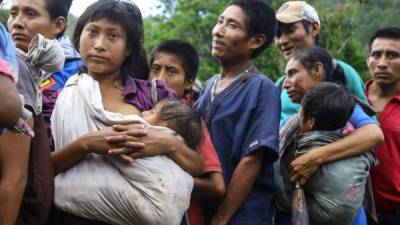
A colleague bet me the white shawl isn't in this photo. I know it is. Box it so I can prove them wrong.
[51,73,193,225]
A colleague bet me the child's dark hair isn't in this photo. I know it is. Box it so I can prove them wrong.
[150,40,199,83]
[73,0,149,80]
[292,47,346,86]
[301,82,355,131]
[228,0,277,58]
[156,99,203,150]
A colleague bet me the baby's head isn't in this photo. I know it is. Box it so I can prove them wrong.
[142,99,203,150]
[300,82,355,132]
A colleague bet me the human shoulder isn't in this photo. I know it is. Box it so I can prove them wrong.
[16,54,39,116]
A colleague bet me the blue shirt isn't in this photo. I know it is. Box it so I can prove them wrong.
[196,69,280,225]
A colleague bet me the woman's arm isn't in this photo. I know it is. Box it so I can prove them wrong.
[290,124,383,184]
[52,127,147,175]
[0,118,33,225]
[193,172,225,197]
[108,124,204,176]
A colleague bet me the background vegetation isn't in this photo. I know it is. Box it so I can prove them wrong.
[1,0,399,82]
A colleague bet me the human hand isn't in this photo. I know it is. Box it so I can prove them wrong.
[80,126,146,156]
[107,124,175,162]
[289,148,324,185]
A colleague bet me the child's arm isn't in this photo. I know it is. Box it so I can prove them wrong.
[193,172,225,197]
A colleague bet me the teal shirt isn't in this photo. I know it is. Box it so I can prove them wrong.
[276,60,367,126]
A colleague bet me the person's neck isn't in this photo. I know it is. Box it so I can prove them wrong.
[371,80,400,98]
[89,71,122,89]
[219,59,253,79]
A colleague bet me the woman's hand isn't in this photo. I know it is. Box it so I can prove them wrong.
[80,126,146,156]
[289,148,324,185]
[107,124,204,176]
[106,124,176,161]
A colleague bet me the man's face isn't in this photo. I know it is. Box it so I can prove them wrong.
[276,21,318,59]
[368,38,400,87]
[149,52,192,98]
[211,5,253,62]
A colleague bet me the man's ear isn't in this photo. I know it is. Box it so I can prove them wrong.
[249,34,266,51]
[52,16,67,38]
[310,22,320,39]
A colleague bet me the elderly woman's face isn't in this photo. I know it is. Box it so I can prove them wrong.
[283,58,320,103]
[7,0,60,52]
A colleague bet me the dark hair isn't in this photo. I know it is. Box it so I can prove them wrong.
[292,47,346,85]
[44,0,73,38]
[368,27,400,52]
[228,0,277,58]
[302,82,355,131]
[150,40,199,83]
[276,21,319,45]
[73,0,149,80]
[156,99,203,150]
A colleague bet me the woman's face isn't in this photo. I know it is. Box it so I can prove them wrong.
[79,18,129,78]
[283,58,320,103]
[7,0,62,52]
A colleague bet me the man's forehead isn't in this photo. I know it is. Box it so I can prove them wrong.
[371,38,400,51]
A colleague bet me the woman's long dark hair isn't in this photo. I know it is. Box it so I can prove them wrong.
[292,47,346,85]
[293,47,375,116]
[73,0,149,80]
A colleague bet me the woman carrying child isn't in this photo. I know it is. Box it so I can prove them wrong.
[50,1,203,225]
[275,47,383,225]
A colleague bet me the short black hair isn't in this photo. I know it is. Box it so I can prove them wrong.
[44,0,73,38]
[368,27,400,52]
[292,47,346,85]
[156,99,203,150]
[301,82,355,131]
[73,0,149,80]
[150,40,199,83]
[228,0,277,58]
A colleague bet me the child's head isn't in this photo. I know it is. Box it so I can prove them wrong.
[149,40,199,98]
[142,99,203,150]
[73,0,149,80]
[300,82,355,132]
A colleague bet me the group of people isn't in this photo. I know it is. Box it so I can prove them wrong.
[0,0,398,225]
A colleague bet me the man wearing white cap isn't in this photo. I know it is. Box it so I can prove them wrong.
[273,1,376,225]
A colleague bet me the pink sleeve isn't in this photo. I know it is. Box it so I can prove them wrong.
[0,58,14,82]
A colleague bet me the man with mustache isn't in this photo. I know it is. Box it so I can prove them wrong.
[366,27,400,225]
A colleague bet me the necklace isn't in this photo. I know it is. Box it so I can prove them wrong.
[211,64,254,101]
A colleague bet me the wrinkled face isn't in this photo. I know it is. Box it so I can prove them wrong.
[79,18,129,78]
[368,38,400,87]
[211,5,252,62]
[141,104,161,126]
[149,52,192,98]
[7,0,61,52]
[276,21,316,59]
[283,58,320,103]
